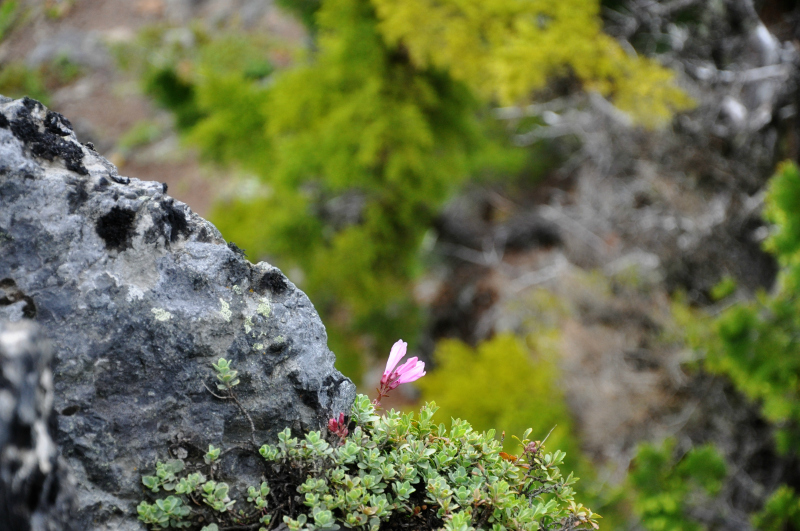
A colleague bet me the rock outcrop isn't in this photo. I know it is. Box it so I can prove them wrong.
[0,321,77,531]
[0,96,356,529]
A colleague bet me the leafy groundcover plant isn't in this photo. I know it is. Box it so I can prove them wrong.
[138,341,599,530]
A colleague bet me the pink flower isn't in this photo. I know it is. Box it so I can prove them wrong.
[380,340,426,389]
[374,339,426,407]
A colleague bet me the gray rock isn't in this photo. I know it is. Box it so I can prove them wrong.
[0,96,356,529]
[26,29,111,71]
[0,321,77,531]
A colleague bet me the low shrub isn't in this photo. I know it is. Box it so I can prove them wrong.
[138,343,597,530]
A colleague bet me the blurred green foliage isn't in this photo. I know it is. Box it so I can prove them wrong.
[372,0,694,127]
[0,1,83,104]
[667,161,800,529]
[0,54,84,106]
[123,0,692,378]
[709,274,737,301]
[0,1,20,42]
[704,161,800,453]
[753,485,800,531]
[45,0,75,20]
[116,25,275,134]
[629,439,727,531]
[0,62,50,104]
[417,333,574,455]
[276,0,322,31]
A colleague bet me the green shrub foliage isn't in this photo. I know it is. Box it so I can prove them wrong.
[693,161,800,527]
[139,392,598,530]
[665,161,800,529]
[629,439,726,531]
[700,161,800,453]
[752,485,800,531]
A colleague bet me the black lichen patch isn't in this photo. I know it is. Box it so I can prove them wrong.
[21,97,42,112]
[257,270,289,295]
[8,99,88,175]
[145,200,191,246]
[96,206,137,251]
[0,113,9,129]
[190,274,211,292]
[44,111,73,136]
[110,173,130,185]
[160,200,189,242]
[0,278,36,319]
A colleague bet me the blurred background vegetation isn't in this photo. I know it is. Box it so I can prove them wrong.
[2,0,800,529]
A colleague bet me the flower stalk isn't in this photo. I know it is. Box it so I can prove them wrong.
[327,339,425,437]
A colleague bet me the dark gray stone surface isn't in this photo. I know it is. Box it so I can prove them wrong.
[0,96,356,529]
[0,321,77,531]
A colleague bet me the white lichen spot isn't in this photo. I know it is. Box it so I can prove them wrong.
[253,343,264,350]
[127,285,145,302]
[232,285,242,295]
[257,297,271,318]
[151,308,172,321]
[275,335,285,343]
[244,316,253,334]
[219,298,232,322]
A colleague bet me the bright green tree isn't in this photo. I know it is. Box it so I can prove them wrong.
[372,0,693,126]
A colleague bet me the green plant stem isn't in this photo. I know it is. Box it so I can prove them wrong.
[203,382,257,447]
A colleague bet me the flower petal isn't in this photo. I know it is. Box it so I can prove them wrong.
[395,361,426,384]
[383,339,407,377]
[394,356,419,376]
